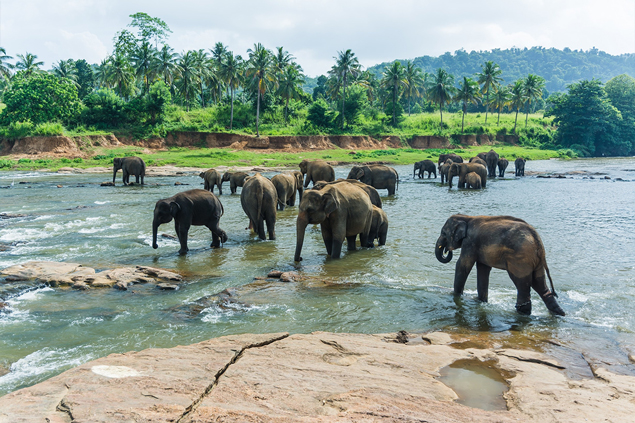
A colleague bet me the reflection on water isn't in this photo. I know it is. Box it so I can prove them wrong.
[1,158,635,394]
[438,359,509,411]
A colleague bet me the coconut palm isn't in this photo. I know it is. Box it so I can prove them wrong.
[272,47,294,76]
[14,52,44,77]
[154,45,179,89]
[175,50,200,111]
[329,49,361,128]
[509,80,527,133]
[277,65,305,124]
[210,42,228,104]
[427,68,455,129]
[107,53,135,98]
[476,61,503,124]
[454,76,481,132]
[52,59,79,87]
[403,61,424,115]
[523,74,546,127]
[354,71,378,105]
[490,86,512,125]
[192,49,211,106]
[220,53,243,130]
[131,41,157,94]
[0,47,13,81]
[246,43,274,137]
[381,61,407,125]
[94,59,111,88]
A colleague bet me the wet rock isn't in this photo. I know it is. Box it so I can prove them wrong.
[268,270,283,278]
[604,175,611,179]
[0,213,28,219]
[422,331,454,345]
[56,185,63,188]
[100,181,115,186]
[174,181,189,186]
[395,330,409,343]
[615,178,625,181]
[629,353,635,363]
[136,265,183,282]
[157,283,179,290]
[160,233,177,240]
[72,281,90,290]
[589,176,595,179]
[19,181,29,184]
[114,281,131,290]
[0,301,7,311]
[279,272,298,282]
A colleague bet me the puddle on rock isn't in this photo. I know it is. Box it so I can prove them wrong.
[438,359,511,411]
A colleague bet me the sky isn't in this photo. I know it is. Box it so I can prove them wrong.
[1,0,634,76]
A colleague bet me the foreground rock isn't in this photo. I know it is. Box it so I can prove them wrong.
[0,261,182,290]
[1,331,633,422]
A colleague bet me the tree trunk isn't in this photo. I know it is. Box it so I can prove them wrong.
[484,91,489,123]
[256,80,261,137]
[341,76,347,129]
[392,86,397,125]
[461,103,466,132]
[514,109,519,133]
[285,96,289,124]
[525,102,529,128]
[497,109,501,125]
[440,104,443,129]
[230,86,235,130]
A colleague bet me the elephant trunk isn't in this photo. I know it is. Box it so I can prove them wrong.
[448,174,453,188]
[112,167,118,184]
[435,238,452,263]
[152,219,160,249]
[294,211,309,262]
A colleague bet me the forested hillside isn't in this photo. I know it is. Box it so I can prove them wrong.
[366,47,635,93]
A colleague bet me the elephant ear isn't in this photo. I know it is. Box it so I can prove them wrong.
[323,190,340,217]
[354,168,364,179]
[452,220,468,248]
[169,201,181,217]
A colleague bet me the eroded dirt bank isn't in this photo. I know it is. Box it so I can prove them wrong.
[0,330,633,422]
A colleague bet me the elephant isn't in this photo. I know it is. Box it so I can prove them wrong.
[271,171,304,211]
[312,179,382,209]
[469,157,487,167]
[414,160,436,179]
[241,173,278,240]
[294,182,373,261]
[347,165,399,195]
[221,171,249,194]
[299,159,335,188]
[485,149,499,178]
[448,163,487,189]
[515,158,526,176]
[438,153,464,167]
[367,205,389,247]
[434,214,565,316]
[113,157,145,186]
[439,159,453,184]
[476,152,487,161]
[465,172,482,189]
[498,158,509,177]
[199,169,223,195]
[152,189,227,255]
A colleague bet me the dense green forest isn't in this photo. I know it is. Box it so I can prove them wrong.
[0,13,634,157]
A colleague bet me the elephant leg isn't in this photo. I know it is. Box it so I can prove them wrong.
[476,262,491,302]
[123,170,129,185]
[507,272,532,315]
[141,174,144,185]
[175,221,190,255]
[346,235,357,251]
[330,239,343,259]
[206,221,224,248]
[265,212,276,241]
[532,268,565,316]
[135,174,140,184]
[453,255,475,296]
[217,183,222,195]
[256,218,266,240]
[230,182,236,194]
[322,232,333,256]
[378,224,387,246]
[388,184,395,195]
[289,192,296,207]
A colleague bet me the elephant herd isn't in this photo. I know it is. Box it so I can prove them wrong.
[116,154,564,317]
[414,150,527,189]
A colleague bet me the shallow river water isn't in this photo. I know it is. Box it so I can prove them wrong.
[1,158,635,395]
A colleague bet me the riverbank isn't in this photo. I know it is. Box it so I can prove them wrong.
[1,330,633,422]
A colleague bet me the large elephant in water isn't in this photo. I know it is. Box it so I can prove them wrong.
[435,214,565,316]
[222,171,249,194]
[200,169,223,194]
[299,159,335,188]
[413,160,436,179]
[241,174,278,240]
[113,157,145,186]
[515,158,526,176]
[448,163,487,189]
[312,179,382,209]
[294,182,372,261]
[498,158,509,177]
[152,189,227,255]
[485,149,499,178]
[347,165,399,195]
[271,171,304,211]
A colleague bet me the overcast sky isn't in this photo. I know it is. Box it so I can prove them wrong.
[1,0,634,76]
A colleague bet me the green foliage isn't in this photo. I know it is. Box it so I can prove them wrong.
[307,98,334,129]
[0,159,13,168]
[1,72,81,125]
[32,122,64,136]
[60,158,71,163]
[146,81,171,124]
[17,158,32,164]
[1,121,34,139]
[82,89,126,128]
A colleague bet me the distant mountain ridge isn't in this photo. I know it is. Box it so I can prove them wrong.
[366,47,635,93]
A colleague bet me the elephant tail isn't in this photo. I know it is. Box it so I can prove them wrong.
[531,225,559,298]
[544,262,558,298]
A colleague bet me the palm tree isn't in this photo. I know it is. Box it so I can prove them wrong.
[131,41,157,94]
[210,42,228,104]
[272,47,294,76]
[107,53,135,98]
[154,45,179,88]
[329,49,361,128]
[490,86,511,125]
[523,74,546,127]
[454,76,481,132]
[94,59,111,89]
[14,52,44,77]
[220,53,243,130]
[427,68,455,129]
[0,47,13,81]
[476,61,503,124]
[175,50,200,111]
[509,80,527,133]
[276,65,305,124]
[354,71,377,105]
[381,61,407,125]
[403,61,424,115]
[52,59,79,87]
[192,49,211,106]
[246,43,274,137]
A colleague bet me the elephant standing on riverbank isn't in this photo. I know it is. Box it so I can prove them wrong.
[435,214,565,316]
[465,172,482,189]
[448,163,487,189]
[113,157,145,186]
[347,165,399,195]
[312,179,382,209]
[299,159,335,188]
[515,158,526,176]
[485,150,499,178]
[414,160,436,179]
[152,189,227,255]
[498,158,509,177]
[271,172,304,211]
[294,182,372,261]
[241,174,278,240]
[200,169,223,195]
[222,171,249,194]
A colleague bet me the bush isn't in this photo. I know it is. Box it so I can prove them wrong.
[2,121,34,139]
[72,157,83,163]
[81,89,126,128]
[17,158,32,164]
[307,98,334,129]
[60,158,71,163]
[0,159,14,168]
[33,122,64,136]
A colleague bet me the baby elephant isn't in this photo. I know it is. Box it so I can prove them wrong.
[152,189,227,255]
[200,169,223,195]
[465,172,482,189]
[367,205,389,247]
[221,171,249,194]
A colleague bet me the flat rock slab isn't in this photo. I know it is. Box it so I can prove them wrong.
[2,331,635,422]
[0,261,183,290]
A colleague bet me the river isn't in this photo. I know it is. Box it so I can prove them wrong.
[1,158,635,395]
